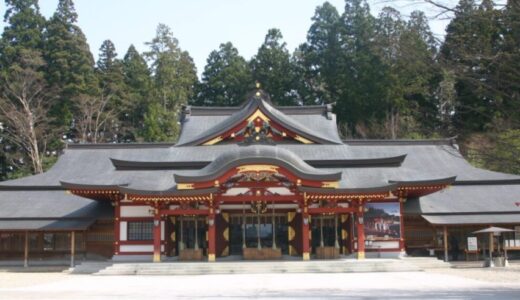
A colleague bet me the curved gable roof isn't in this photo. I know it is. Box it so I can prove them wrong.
[176,91,342,146]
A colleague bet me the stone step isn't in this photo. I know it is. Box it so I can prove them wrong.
[88,260,421,275]
[399,257,452,269]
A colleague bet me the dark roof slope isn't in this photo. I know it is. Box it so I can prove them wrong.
[176,92,342,146]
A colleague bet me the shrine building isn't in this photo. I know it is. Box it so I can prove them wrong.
[1,89,520,265]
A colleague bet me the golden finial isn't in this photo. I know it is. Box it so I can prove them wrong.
[255,81,261,89]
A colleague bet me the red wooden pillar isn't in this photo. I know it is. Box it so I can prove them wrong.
[208,212,216,262]
[153,208,162,263]
[357,203,365,260]
[399,198,406,255]
[113,201,120,256]
[301,194,310,260]
[301,212,310,260]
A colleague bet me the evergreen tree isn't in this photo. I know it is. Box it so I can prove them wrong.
[250,29,297,106]
[337,0,389,135]
[0,0,46,178]
[196,42,253,106]
[0,0,45,69]
[143,24,197,141]
[373,8,440,138]
[122,45,151,141]
[441,0,501,132]
[44,0,97,131]
[95,39,127,142]
[296,2,342,105]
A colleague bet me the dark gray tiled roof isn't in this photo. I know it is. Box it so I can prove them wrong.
[0,190,112,230]
[422,214,520,225]
[174,145,341,183]
[0,191,112,218]
[405,184,520,214]
[176,93,342,146]
[2,141,519,192]
[0,219,96,231]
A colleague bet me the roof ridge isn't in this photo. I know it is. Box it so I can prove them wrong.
[66,143,175,149]
[344,137,457,146]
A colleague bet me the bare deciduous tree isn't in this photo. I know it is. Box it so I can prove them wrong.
[75,93,115,143]
[0,50,51,174]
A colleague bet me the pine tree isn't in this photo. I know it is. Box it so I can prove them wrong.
[250,29,297,106]
[44,0,97,130]
[196,42,253,106]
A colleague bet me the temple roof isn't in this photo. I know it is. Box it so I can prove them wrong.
[176,91,343,146]
[2,140,519,191]
[0,190,112,231]
[173,145,342,183]
[1,87,520,228]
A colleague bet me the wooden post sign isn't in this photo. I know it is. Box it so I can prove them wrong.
[467,236,478,251]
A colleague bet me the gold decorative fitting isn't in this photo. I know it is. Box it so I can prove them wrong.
[321,181,339,189]
[223,228,229,241]
[303,252,310,261]
[296,179,302,186]
[203,135,223,146]
[177,183,194,190]
[255,91,261,97]
[294,135,314,144]
[237,164,279,173]
[282,132,287,137]
[247,109,270,123]
[256,82,261,89]
[255,126,261,133]
[288,227,295,241]
[230,132,235,138]
[214,180,220,187]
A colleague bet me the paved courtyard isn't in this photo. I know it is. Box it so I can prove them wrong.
[1,269,520,299]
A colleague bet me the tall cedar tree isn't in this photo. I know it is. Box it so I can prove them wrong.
[122,45,152,140]
[96,40,129,142]
[0,0,45,69]
[441,0,501,132]
[143,24,197,141]
[338,0,389,136]
[195,42,253,106]
[0,0,46,178]
[44,0,97,130]
[296,2,343,106]
[250,29,297,106]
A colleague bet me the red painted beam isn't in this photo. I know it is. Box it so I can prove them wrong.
[308,207,355,214]
[230,182,286,188]
[217,195,301,203]
[159,209,210,216]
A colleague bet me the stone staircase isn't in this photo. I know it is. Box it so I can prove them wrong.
[70,259,426,276]
[399,257,452,269]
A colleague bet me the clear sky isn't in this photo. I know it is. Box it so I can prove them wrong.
[1,0,452,77]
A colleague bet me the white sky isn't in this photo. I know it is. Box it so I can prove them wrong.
[1,0,455,77]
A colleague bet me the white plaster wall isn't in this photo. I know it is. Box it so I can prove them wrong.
[120,245,165,252]
[120,221,127,241]
[120,205,153,217]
